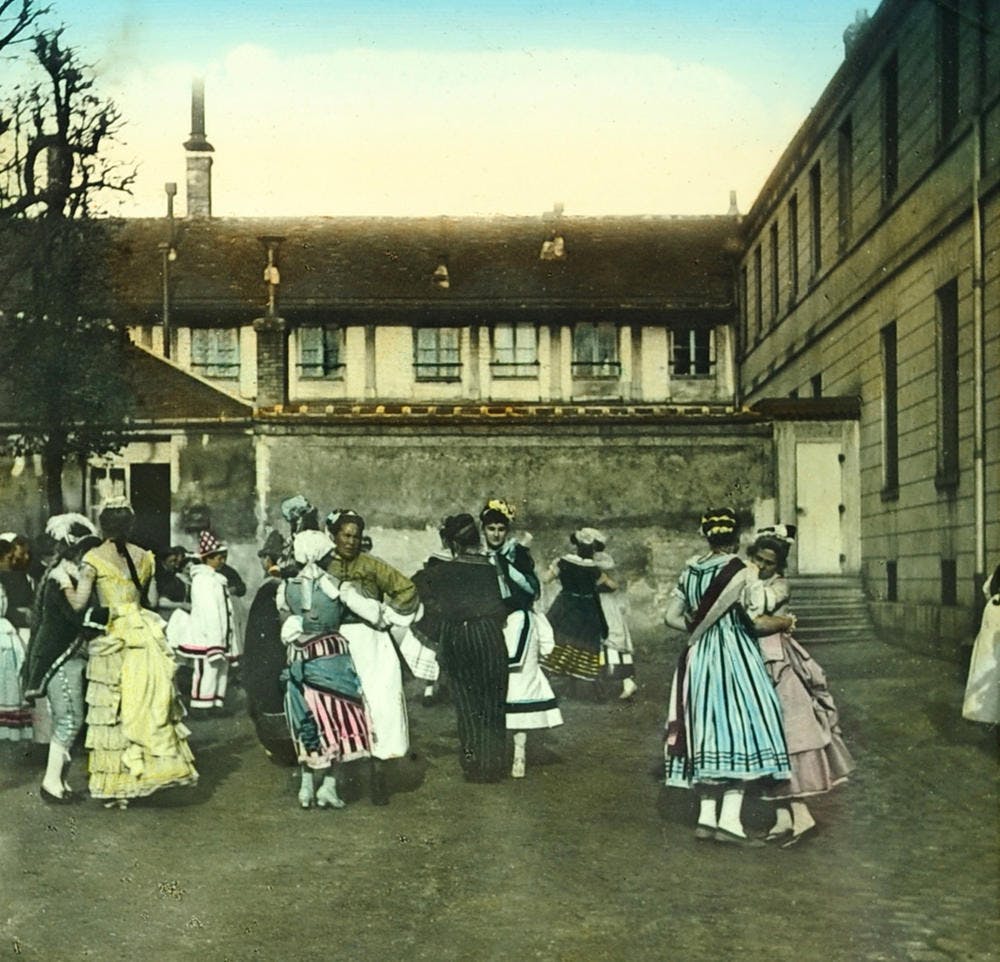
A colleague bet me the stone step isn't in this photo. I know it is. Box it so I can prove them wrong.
[781,576,876,643]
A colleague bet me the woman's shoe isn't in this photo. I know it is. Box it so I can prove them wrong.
[316,779,346,809]
[781,824,817,848]
[298,776,316,809]
[713,827,764,848]
[620,678,638,700]
[765,828,794,844]
[39,786,73,805]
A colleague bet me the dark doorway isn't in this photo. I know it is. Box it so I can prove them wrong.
[130,463,171,552]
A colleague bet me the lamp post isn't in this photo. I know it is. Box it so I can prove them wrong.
[160,182,178,358]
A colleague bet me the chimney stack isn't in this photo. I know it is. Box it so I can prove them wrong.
[252,237,289,411]
[184,77,214,218]
[727,190,740,216]
[843,9,870,58]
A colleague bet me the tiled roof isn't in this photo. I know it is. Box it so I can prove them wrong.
[122,343,253,422]
[0,339,251,426]
[108,214,741,324]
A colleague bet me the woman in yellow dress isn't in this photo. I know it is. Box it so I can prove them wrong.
[68,499,198,808]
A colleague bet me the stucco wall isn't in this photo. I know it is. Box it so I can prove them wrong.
[174,430,257,542]
[254,422,775,632]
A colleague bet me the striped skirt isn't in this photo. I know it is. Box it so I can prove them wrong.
[440,618,509,782]
[284,633,371,769]
[665,616,790,788]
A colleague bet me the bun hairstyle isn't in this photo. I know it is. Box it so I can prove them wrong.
[98,501,135,543]
[440,513,481,552]
[571,527,606,559]
[325,509,365,537]
[281,495,319,533]
[749,534,790,572]
[700,507,738,548]
[479,499,516,527]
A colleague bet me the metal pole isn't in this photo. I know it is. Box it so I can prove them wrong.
[159,242,171,359]
[970,3,987,616]
[162,182,178,359]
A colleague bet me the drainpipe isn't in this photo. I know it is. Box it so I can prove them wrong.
[970,0,987,618]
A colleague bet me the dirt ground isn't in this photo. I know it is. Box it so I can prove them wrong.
[1,627,997,962]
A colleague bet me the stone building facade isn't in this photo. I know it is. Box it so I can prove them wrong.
[737,0,1000,639]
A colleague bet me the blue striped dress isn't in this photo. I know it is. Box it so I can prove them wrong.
[665,554,790,788]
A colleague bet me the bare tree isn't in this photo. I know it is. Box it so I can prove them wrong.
[0,0,44,52]
[0,24,137,514]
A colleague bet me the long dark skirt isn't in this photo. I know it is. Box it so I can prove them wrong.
[243,580,296,765]
[439,618,509,782]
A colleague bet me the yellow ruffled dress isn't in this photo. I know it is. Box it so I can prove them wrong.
[83,548,198,800]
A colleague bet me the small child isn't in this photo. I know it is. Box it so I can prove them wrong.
[178,531,235,712]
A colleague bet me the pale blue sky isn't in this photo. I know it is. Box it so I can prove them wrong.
[31,1,877,217]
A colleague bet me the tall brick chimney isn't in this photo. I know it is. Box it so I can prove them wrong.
[184,77,214,217]
[252,236,289,410]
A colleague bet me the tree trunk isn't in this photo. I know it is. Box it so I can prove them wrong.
[42,438,66,516]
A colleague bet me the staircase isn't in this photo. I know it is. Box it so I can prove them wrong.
[785,575,876,645]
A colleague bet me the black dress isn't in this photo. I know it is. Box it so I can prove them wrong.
[242,577,296,765]
[542,557,608,681]
[414,555,509,782]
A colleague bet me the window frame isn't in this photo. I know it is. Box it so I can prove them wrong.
[571,321,621,379]
[881,51,899,203]
[671,327,715,379]
[190,326,240,379]
[837,115,854,253]
[413,326,462,382]
[880,321,900,499]
[296,325,346,380]
[935,278,960,491]
[490,322,539,379]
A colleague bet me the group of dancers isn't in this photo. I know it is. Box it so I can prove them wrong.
[663,509,855,847]
[3,496,868,848]
[242,496,630,804]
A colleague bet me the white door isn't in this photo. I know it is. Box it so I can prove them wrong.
[795,441,844,574]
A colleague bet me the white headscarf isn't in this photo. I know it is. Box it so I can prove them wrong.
[293,530,335,580]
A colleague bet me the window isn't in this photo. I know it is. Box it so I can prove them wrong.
[89,464,127,517]
[938,5,960,142]
[811,372,823,398]
[936,278,960,488]
[753,245,763,338]
[941,558,957,606]
[881,321,899,496]
[491,323,538,378]
[672,328,713,377]
[881,52,899,201]
[788,194,799,302]
[809,162,822,276]
[838,116,853,252]
[789,388,799,399]
[886,560,898,602]
[297,326,345,379]
[191,327,240,378]
[769,222,779,323]
[740,265,749,347]
[572,322,619,378]
[414,327,461,381]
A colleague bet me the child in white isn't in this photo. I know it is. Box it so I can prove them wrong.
[181,531,234,710]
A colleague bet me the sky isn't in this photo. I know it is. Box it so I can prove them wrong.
[14,1,877,218]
